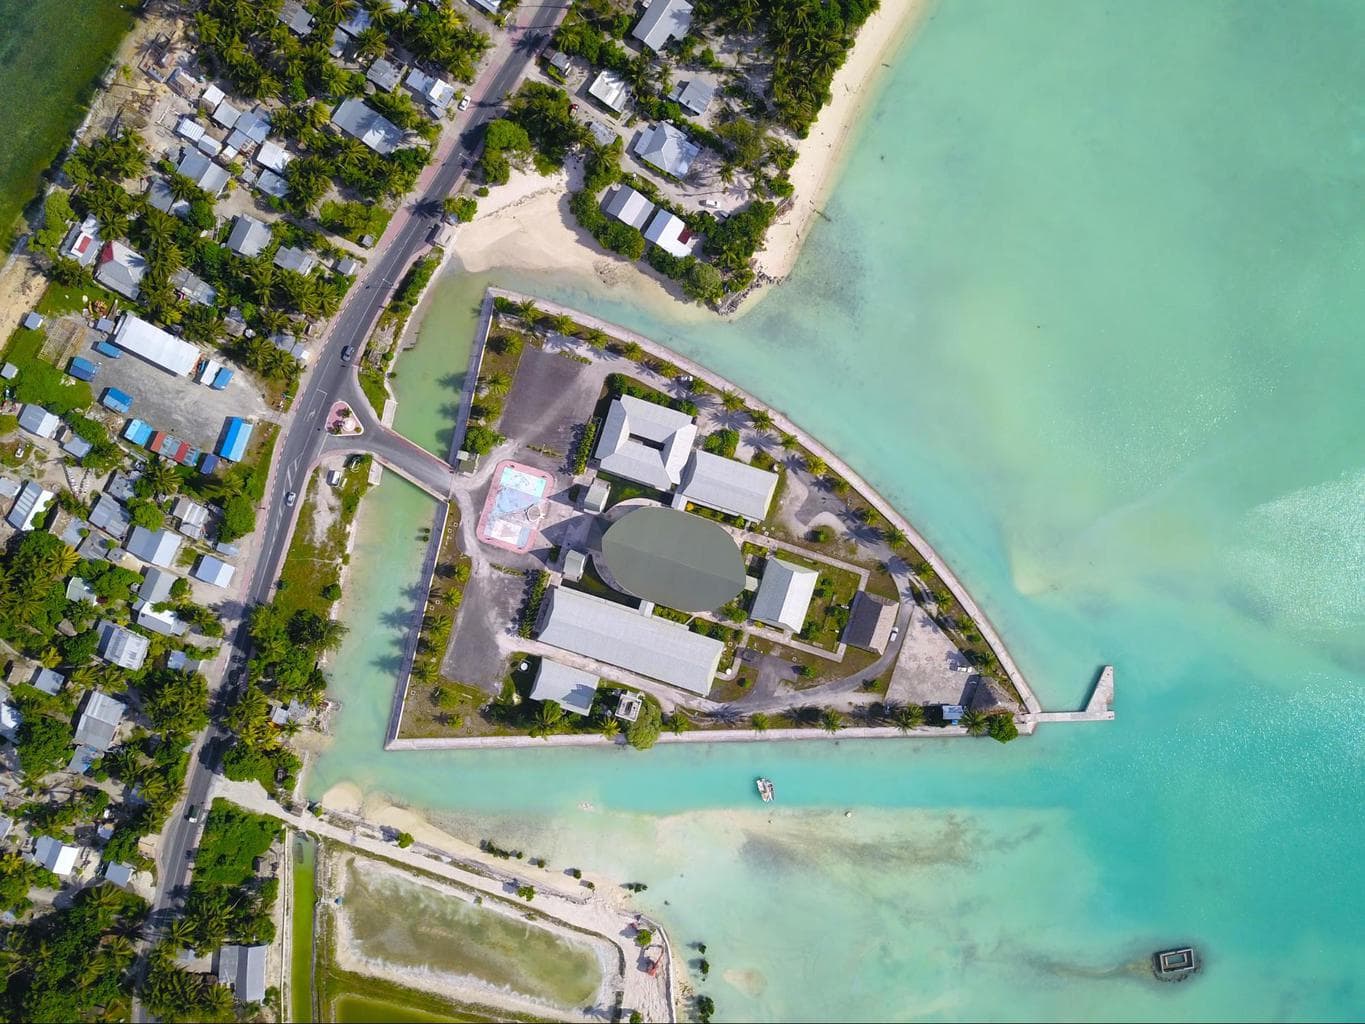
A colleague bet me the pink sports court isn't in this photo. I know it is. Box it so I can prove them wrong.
[476,460,553,553]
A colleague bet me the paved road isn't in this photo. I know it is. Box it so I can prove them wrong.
[148,1,567,931]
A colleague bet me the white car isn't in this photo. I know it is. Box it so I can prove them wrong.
[458,95,471,111]
[888,626,900,645]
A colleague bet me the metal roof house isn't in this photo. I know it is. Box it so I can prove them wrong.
[582,477,611,513]
[74,690,126,751]
[338,6,372,35]
[147,178,191,218]
[90,494,132,538]
[602,186,655,230]
[218,944,268,1004]
[18,404,59,439]
[173,497,209,530]
[112,314,202,377]
[634,122,700,179]
[0,476,18,498]
[61,214,101,266]
[278,0,314,35]
[94,241,147,300]
[135,602,188,637]
[139,566,177,605]
[126,526,183,568]
[103,861,136,888]
[193,555,236,588]
[256,140,291,173]
[332,98,405,155]
[669,78,716,116]
[31,667,65,696]
[33,836,79,877]
[7,480,54,531]
[750,557,819,633]
[594,395,696,490]
[176,148,230,196]
[406,68,457,111]
[841,591,897,653]
[256,169,288,199]
[588,69,630,113]
[219,417,254,462]
[273,245,318,275]
[366,57,403,92]
[674,450,779,523]
[537,586,722,696]
[530,659,599,716]
[642,208,694,257]
[0,704,18,742]
[227,214,271,257]
[63,434,93,459]
[171,268,218,307]
[98,621,150,670]
[632,0,693,53]
[211,98,242,130]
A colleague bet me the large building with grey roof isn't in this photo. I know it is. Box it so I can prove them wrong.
[634,122,700,178]
[536,587,722,696]
[674,449,779,523]
[332,98,404,155]
[593,395,696,490]
[750,557,819,633]
[632,0,693,52]
[74,690,126,751]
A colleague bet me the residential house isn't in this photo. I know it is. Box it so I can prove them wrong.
[632,0,693,53]
[6,480,54,531]
[170,268,218,307]
[147,178,191,218]
[366,57,402,92]
[278,0,314,35]
[139,566,177,605]
[841,591,897,653]
[642,208,695,257]
[332,98,405,155]
[98,621,150,670]
[634,122,700,178]
[602,185,655,230]
[217,945,268,1004]
[669,78,715,117]
[18,404,59,439]
[256,140,291,174]
[94,241,148,300]
[226,215,271,258]
[588,69,630,113]
[126,526,183,568]
[90,494,132,538]
[192,555,236,588]
[61,215,101,267]
[30,667,65,696]
[273,246,317,274]
[406,68,457,112]
[176,148,230,196]
[33,836,79,878]
[74,690,126,752]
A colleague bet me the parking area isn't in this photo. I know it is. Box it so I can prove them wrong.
[497,345,598,456]
[75,335,275,452]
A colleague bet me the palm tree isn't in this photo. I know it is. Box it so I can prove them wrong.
[779,432,799,450]
[102,934,137,972]
[44,543,80,578]
[354,25,387,61]
[482,371,511,397]
[514,298,540,324]
[893,704,925,733]
[142,457,180,498]
[546,312,575,335]
[803,453,827,478]
[201,980,236,1019]
[583,328,609,349]
[749,408,774,432]
[721,390,744,412]
[599,717,620,739]
[960,708,989,736]
[886,526,908,548]
[820,708,843,734]
[750,712,769,733]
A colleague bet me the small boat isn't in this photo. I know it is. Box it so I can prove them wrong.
[1152,946,1201,981]
[755,778,774,802]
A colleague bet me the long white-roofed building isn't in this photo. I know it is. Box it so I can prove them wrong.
[631,0,693,52]
[674,449,779,522]
[332,98,405,154]
[602,186,655,230]
[111,313,202,376]
[536,587,721,696]
[594,394,696,490]
[750,557,819,633]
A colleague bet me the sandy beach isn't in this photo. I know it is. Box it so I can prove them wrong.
[755,0,935,279]
[453,0,932,305]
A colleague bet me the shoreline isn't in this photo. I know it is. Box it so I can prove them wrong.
[754,0,936,280]
[449,0,935,312]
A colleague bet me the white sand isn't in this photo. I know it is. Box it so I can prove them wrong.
[455,0,932,305]
[755,0,935,279]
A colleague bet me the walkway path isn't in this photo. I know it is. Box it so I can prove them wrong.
[211,777,676,1022]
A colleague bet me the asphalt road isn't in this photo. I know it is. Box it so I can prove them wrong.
[149,2,567,927]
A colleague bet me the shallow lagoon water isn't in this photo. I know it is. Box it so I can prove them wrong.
[311,1,1365,1019]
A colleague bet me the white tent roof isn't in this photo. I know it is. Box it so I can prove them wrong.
[112,314,201,376]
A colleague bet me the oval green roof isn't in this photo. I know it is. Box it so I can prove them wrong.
[600,507,745,612]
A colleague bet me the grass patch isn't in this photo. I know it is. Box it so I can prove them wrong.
[0,1,134,241]
[34,278,120,319]
[290,834,317,1024]
[357,365,388,417]
[276,459,372,619]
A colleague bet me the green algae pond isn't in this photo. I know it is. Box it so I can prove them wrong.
[339,858,602,1010]
[289,835,316,1023]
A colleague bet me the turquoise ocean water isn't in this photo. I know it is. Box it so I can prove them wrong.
[312,2,1365,1019]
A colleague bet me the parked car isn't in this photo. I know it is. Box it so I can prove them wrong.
[888,626,900,645]
[458,95,471,111]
